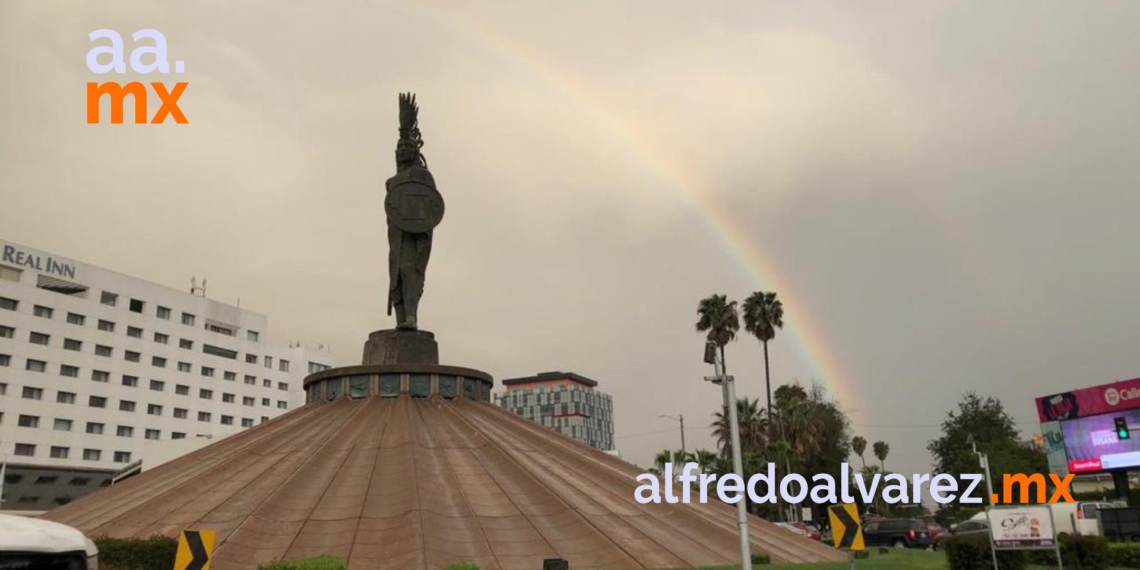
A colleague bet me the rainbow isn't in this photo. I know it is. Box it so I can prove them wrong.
[395,4,860,420]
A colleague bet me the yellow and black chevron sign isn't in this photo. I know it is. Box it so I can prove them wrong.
[174,529,215,570]
[827,504,865,551]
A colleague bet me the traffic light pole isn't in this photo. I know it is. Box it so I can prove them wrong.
[705,342,752,570]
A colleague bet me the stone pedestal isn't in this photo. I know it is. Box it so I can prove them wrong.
[362,329,439,365]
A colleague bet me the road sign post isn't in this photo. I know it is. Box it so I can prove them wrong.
[828,502,864,570]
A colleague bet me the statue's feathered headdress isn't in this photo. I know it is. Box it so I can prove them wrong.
[398,92,426,165]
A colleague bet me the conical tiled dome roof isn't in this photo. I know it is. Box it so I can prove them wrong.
[45,396,845,570]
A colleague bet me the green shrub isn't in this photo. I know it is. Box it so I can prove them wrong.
[750,552,770,565]
[441,562,480,570]
[258,556,347,570]
[943,535,1026,570]
[94,535,178,570]
[1109,543,1140,569]
[1025,534,1110,570]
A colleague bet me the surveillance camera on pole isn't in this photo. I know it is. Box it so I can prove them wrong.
[703,339,751,570]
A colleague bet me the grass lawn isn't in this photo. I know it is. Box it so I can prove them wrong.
[682,547,1131,570]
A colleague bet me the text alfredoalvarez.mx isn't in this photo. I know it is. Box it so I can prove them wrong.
[86,29,188,124]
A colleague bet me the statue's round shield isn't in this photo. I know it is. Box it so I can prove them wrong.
[385,180,445,233]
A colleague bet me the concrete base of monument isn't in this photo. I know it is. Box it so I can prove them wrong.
[362,328,439,365]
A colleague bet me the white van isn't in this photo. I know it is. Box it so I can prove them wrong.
[0,514,99,569]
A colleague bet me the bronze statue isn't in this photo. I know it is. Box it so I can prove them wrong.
[385,93,444,330]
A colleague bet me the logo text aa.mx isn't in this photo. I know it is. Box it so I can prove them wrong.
[86,29,187,124]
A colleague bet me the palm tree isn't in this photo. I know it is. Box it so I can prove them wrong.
[743,291,784,416]
[694,449,721,474]
[696,294,740,369]
[852,436,868,469]
[872,441,890,471]
[654,449,674,474]
[711,397,767,460]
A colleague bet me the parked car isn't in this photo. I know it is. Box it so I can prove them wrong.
[934,519,990,550]
[775,522,811,538]
[791,521,823,541]
[0,514,98,569]
[862,518,933,549]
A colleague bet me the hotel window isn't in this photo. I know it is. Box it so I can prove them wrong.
[29,331,50,345]
[57,392,76,404]
[145,429,160,440]
[54,419,73,431]
[242,396,255,406]
[200,389,213,400]
[113,451,131,463]
[222,393,235,403]
[244,375,256,385]
[149,379,164,392]
[33,305,53,319]
[66,312,85,325]
[129,298,145,313]
[64,338,82,351]
[124,350,140,363]
[152,356,166,368]
[60,364,79,377]
[241,418,254,428]
[179,338,193,350]
[0,325,13,338]
[245,353,258,364]
[277,400,288,410]
[379,374,400,398]
[147,404,162,416]
[154,332,168,344]
[173,408,188,419]
[22,387,43,400]
[247,330,259,342]
[279,359,290,373]
[0,266,20,282]
[116,425,133,437]
[121,375,138,388]
[14,444,36,457]
[0,296,19,311]
[349,376,368,399]
[172,432,185,439]
[201,366,214,378]
[181,312,195,326]
[18,415,40,428]
[94,345,113,358]
[100,291,118,306]
[264,356,272,369]
[127,326,143,338]
[91,370,109,383]
[119,400,136,413]
[157,306,171,320]
[278,381,289,391]
[438,375,457,399]
[97,319,115,332]
[50,446,69,459]
[86,422,104,434]
[88,396,107,408]
[26,359,46,372]
[206,323,234,336]
[263,379,271,388]
[83,449,101,461]
[261,397,270,406]
[203,344,237,360]
[175,384,189,396]
[224,371,236,381]
[221,415,233,426]
[178,362,191,372]
[197,411,211,422]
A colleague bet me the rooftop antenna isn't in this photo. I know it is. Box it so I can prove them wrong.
[190,277,207,298]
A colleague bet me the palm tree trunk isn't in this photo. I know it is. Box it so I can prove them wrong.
[763,340,771,419]
[860,456,866,470]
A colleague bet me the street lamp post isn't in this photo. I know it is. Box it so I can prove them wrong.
[657,414,686,458]
[704,341,752,570]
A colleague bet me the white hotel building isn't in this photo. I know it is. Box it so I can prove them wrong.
[0,239,337,511]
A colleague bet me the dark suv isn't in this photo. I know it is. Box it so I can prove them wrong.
[862,518,933,549]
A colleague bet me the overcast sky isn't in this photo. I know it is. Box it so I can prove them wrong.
[3,1,1139,477]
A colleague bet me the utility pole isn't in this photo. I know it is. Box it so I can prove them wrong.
[657,414,686,457]
[705,341,752,570]
[970,434,999,570]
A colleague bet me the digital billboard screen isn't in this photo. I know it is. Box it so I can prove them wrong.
[1061,408,1140,472]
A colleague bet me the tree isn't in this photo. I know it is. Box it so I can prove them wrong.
[852,436,868,469]
[711,397,767,460]
[872,441,889,471]
[696,294,740,368]
[743,291,784,416]
[694,449,721,474]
